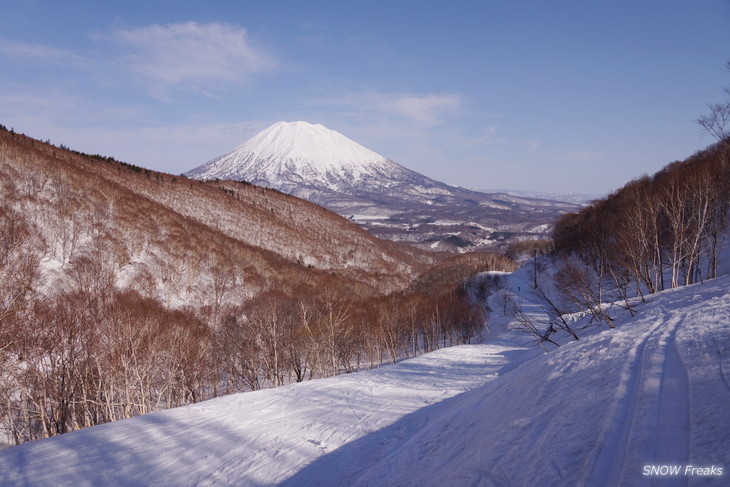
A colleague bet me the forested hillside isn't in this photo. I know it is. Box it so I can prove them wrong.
[0,127,513,446]
[547,138,729,330]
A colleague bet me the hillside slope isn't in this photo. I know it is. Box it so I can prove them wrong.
[0,128,433,303]
[1,267,727,486]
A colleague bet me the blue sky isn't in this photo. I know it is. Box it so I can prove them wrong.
[1,0,728,194]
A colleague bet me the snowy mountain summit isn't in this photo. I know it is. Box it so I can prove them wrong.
[185,121,429,196]
[186,121,579,252]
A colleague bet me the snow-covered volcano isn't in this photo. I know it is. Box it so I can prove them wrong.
[185,121,436,196]
[186,121,579,252]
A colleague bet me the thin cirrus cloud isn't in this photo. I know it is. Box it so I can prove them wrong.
[527,140,541,150]
[0,42,89,68]
[322,92,463,127]
[309,91,462,131]
[100,21,275,94]
[383,94,462,126]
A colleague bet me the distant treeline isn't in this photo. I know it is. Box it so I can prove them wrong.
[0,122,152,173]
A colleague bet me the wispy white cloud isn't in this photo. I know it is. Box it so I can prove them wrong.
[1,22,275,99]
[311,91,462,128]
[440,125,505,147]
[0,87,266,166]
[381,94,462,126]
[100,22,275,94]
[0,41,88,67]
[527,140,541,150]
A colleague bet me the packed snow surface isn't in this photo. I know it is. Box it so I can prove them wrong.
[2,272,729,486]
[0,343,533,486]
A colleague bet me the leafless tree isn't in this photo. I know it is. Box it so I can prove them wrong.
[696,61,730,142]
[507,300,558,352]
[697,102,730,142]
[529,275,580,340]
[554,255,614,328]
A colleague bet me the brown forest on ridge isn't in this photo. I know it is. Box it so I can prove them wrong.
[0,127,515,446]
[546,139,729,333]
[464,138,730,353]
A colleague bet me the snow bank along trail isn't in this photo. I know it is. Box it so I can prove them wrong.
[0,340,533,487]
[329,275,730,487]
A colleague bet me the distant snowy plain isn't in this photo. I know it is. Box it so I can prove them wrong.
[1,264,728,486]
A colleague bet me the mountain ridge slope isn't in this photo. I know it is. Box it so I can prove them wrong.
[186,121,579,252]
[0,127,433,303]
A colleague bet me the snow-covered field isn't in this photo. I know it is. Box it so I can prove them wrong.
[348,274,730,486]
[1,271,728,486]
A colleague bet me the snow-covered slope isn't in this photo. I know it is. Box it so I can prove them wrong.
[0,128,432,305]
[0,342,536,486]
[341,276,730,486]
[185,121,428,195]
[1,270,728,485]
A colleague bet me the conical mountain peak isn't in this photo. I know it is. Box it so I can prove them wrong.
[185,121,419,193]
[237,121,388,170]
[185,121,573,253]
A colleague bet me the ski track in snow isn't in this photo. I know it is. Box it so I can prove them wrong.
[331,276,730,487]
[0,274,728,486]
[584,310,690,486]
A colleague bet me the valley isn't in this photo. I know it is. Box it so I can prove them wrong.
[0,126,513,448]
[0,122,728,486]
[2,3,728,485]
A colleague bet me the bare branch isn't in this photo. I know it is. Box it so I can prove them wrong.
[697,102,730,142]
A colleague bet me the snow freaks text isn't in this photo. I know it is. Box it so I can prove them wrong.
[642,465,723,477]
